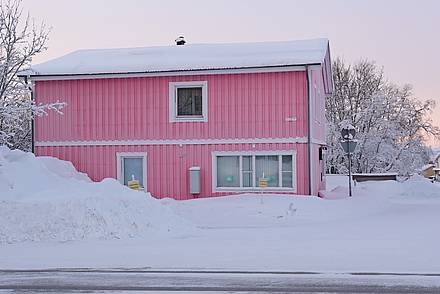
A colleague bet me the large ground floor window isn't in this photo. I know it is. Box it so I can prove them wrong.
[212,151,296,192]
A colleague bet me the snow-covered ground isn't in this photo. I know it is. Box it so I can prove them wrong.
[1,147,440,273]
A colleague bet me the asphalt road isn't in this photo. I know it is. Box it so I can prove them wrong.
[0,269,440,293]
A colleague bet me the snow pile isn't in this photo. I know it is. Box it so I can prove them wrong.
[319,185,350,199]
[323,174,440,201]
[356,175,440,202]
[0,147,191,244]
[398,175,440,199]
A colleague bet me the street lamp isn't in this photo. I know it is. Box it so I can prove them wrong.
[340,126,357,197]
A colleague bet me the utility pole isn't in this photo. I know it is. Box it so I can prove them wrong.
[348,149,352,197]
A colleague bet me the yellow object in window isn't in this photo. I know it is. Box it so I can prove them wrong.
[128,175,140,190]
[259,177,268,188]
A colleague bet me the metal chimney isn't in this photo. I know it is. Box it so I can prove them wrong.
[175,36,186,45]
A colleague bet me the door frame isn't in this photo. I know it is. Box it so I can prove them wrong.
[116,152,148,191]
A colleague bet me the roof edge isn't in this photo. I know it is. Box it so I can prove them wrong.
[18,63,322,81]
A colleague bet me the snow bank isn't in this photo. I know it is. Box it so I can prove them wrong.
[0,147,191,244]
[325,174,440,201]
[319,186,350,199]
[355,175,440,203]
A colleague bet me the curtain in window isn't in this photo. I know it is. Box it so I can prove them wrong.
[123,157,144,187]
[217,156,240,187]
[255,155,279,187]
[177,87,202,116]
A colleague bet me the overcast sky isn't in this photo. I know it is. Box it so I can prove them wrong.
[22,0,440,146]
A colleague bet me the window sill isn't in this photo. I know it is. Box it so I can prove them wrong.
[213,187,296,193]
[172,116,207,122]
[126,188,146,192]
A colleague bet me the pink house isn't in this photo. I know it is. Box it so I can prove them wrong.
[20,38,333,199]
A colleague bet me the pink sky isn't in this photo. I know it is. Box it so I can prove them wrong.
[22,0,440,146]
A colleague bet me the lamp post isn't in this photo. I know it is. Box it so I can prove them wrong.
[340,127,357,197]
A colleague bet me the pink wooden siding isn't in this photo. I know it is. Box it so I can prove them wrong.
[308,66,327,194]
[310,143,325,195]
[34,71,308,142]
[36,143,309,199]
[322,46,333,95]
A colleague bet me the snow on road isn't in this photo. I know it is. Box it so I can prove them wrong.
[1,271,440,293]
[1,148,440,273]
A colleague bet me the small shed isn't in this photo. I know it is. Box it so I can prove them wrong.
[352,173,398,183]
[421,164,435,179]
[434,153,440,181]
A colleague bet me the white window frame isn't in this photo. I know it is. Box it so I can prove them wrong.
[169,81,208,122]
[116,152,148,191]
[212,150,297,193]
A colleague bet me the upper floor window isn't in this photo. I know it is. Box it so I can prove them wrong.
[169,81,208,122]
[177,87,202,116]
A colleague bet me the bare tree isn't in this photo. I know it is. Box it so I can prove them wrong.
[0,0,65,150]
[326,58,439,175]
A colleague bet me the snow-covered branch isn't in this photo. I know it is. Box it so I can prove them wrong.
[32,101,66,116]
[0,0,63,150]
[326,58,439,175]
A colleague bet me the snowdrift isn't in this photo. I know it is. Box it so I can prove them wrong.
[0,147,191,244]
[323,174,440,201]
[354,175,440,204]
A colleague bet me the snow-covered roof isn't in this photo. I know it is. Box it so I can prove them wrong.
[352,173,398,176]
[421,164,435,171]
[20,38,329,77]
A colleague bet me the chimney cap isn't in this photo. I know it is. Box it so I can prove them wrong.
[175,36,186,45]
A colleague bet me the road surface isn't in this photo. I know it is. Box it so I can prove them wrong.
[0,269,440,293]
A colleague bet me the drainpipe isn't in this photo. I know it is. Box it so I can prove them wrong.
[24,75,35,153]
[306,65,312,195]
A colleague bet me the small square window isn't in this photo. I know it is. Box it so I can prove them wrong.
[177,87,203,117]
[169,81,208,122]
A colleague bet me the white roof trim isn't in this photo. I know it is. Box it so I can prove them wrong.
[34,137,308,147]
[25,65,314,81]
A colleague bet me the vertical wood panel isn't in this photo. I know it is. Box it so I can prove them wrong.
[34,71,308,142]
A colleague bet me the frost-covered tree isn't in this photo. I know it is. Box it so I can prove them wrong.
[326,58,439,175]
[0,0,65,150]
